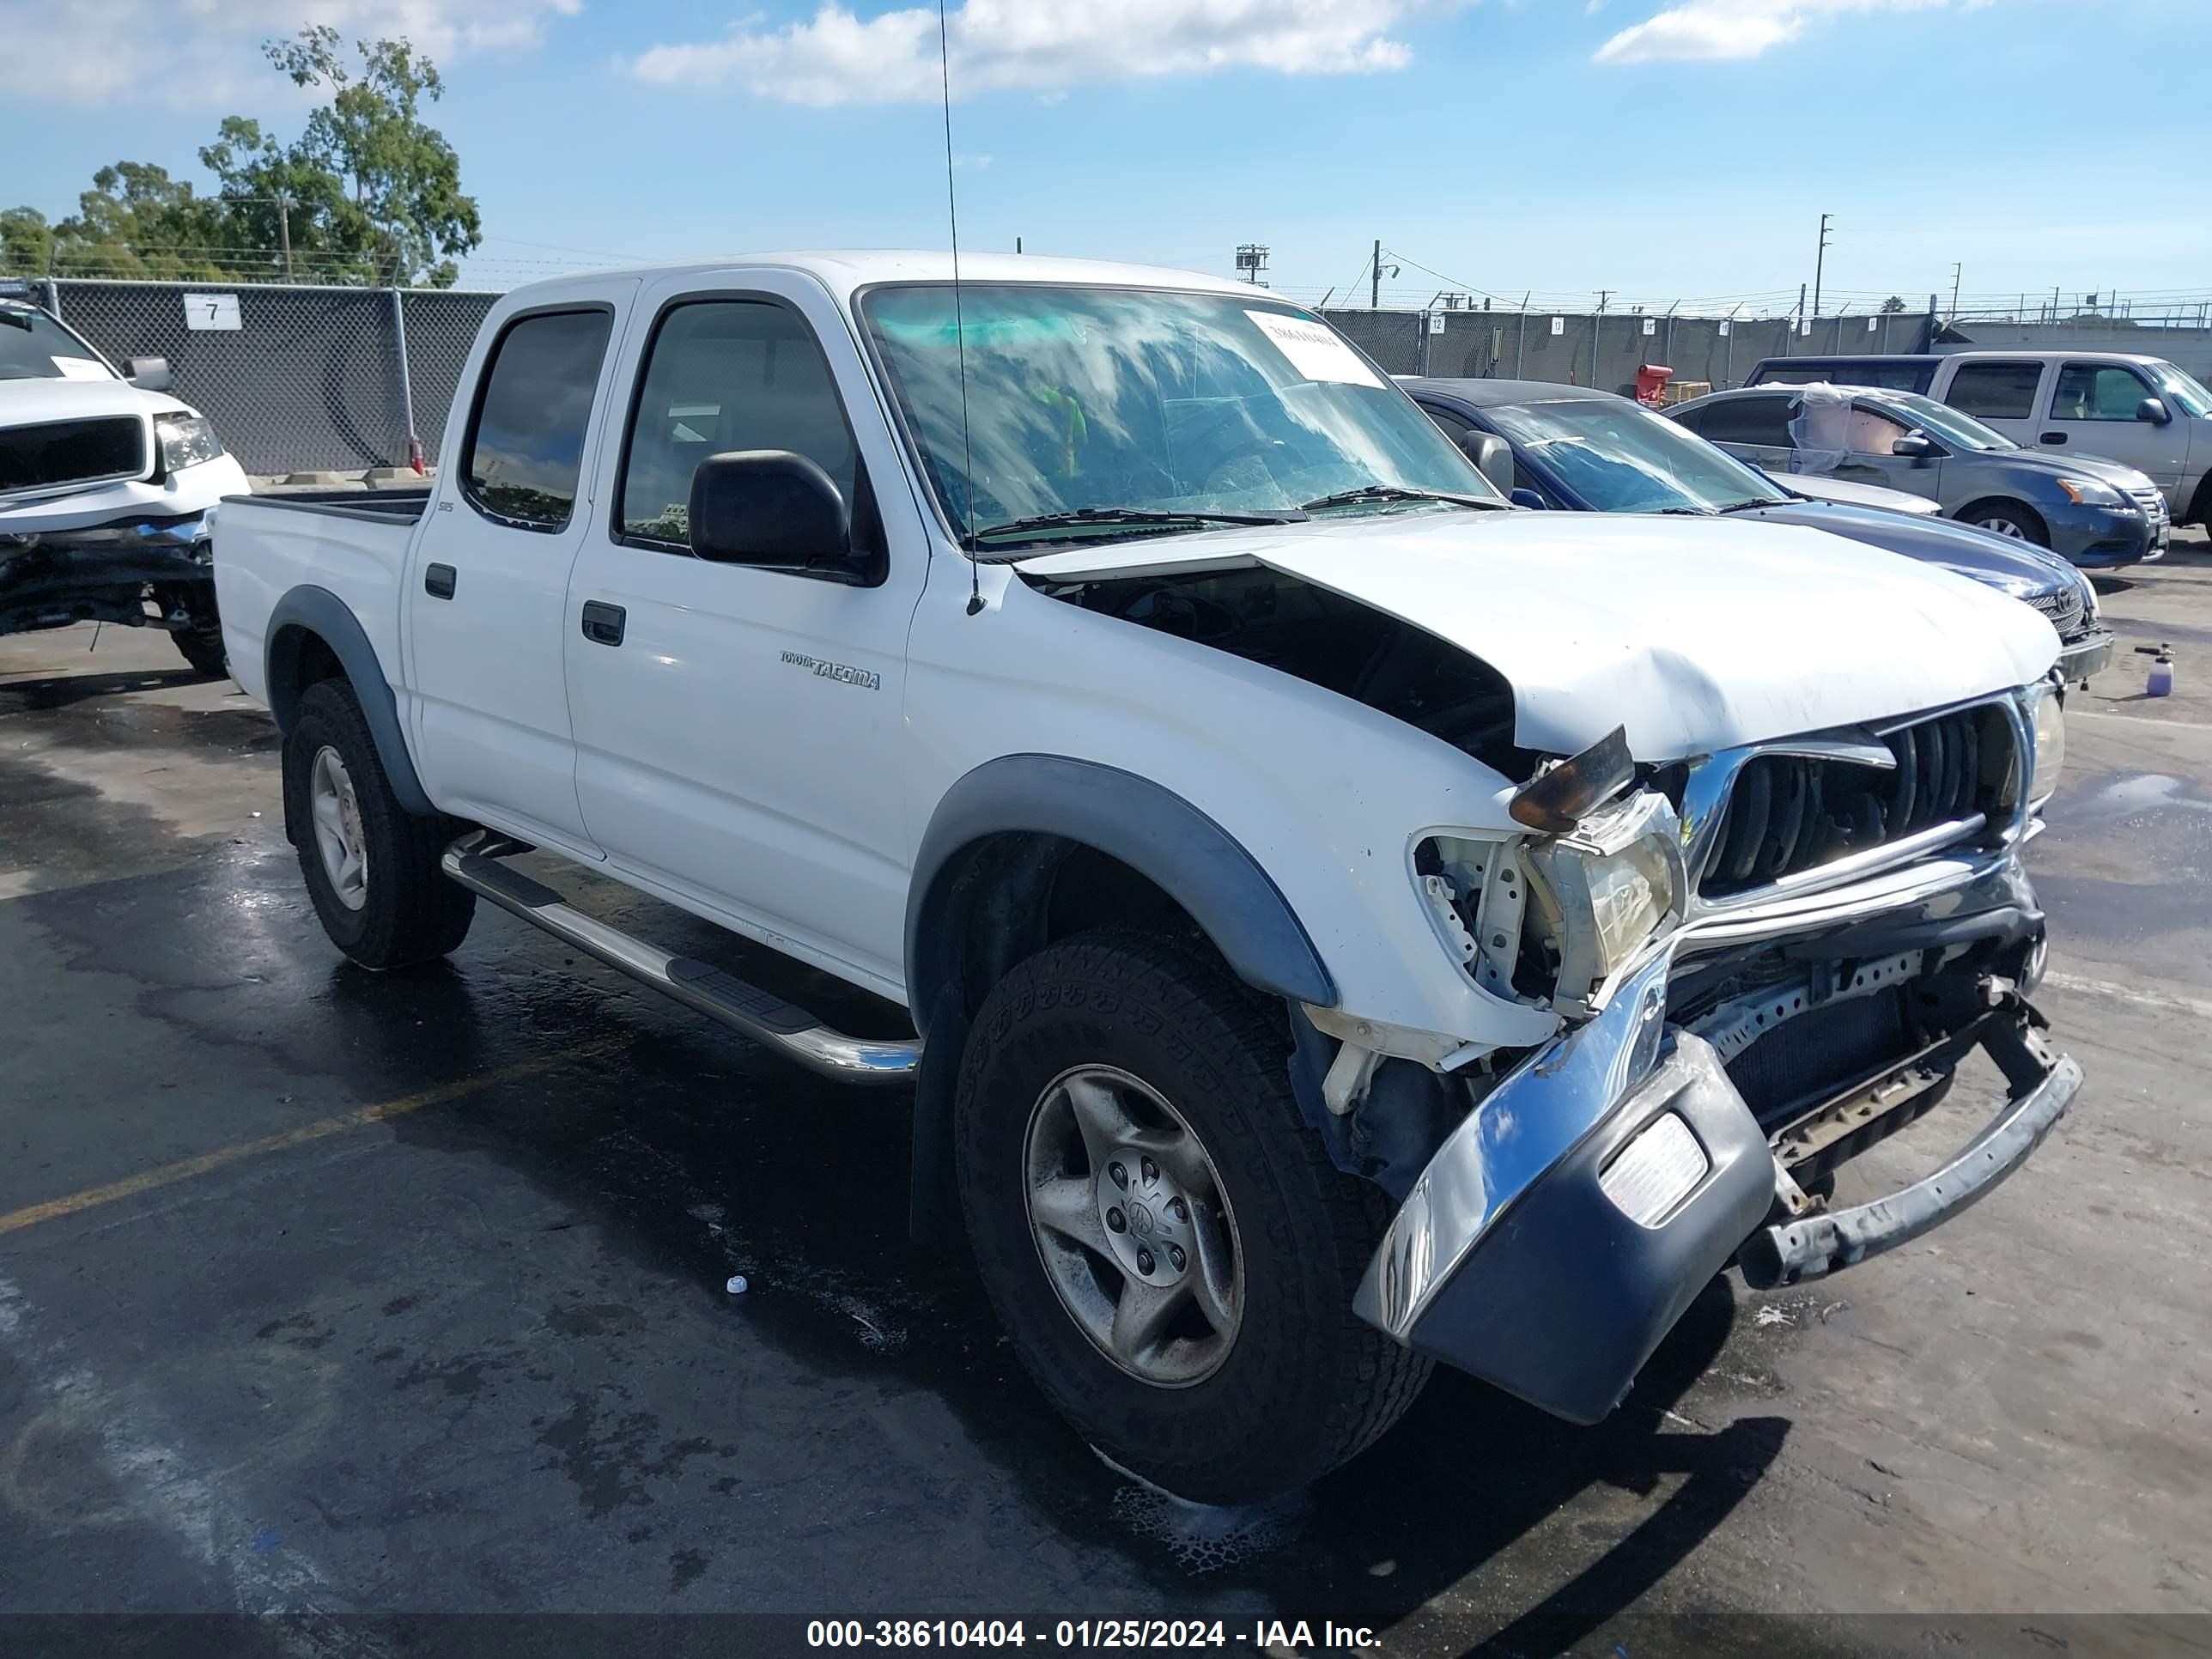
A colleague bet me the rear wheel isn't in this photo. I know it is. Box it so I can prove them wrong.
[283,678,475,969]
[955,928,1428,1504]
[1960,500,2050,546]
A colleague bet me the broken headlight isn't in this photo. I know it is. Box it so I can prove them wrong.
[155,411,224,473]
[1523,789,1686,1011]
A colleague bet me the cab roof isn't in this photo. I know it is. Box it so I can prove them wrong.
[502,251,1261,306]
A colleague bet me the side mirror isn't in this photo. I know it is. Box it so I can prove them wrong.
[689,450,853,573]
[1454,428,1516,495]
[1509,488,1547,511]
[127,356,173,392]
[1891,433,1938,459]
[2137,396,2172,426]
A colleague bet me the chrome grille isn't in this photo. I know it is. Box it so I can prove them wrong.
[2026,586,2086,640]
[2129,485,2169,526]
[1698,706,2014,898]
[0,416,146,497]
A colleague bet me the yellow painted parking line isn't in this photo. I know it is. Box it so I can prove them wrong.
[0,1037,628,1238]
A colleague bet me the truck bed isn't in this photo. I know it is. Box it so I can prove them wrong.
[213,490,422,708]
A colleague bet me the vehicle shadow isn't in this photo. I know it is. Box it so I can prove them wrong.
[373,907,1791,1639]
[1246,1281,1791,1650]
[244,866,1796,1637]
[0,664,210,713]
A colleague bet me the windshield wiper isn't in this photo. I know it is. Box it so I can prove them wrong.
[1297,484,1505,513]
[1716,498,1784,513]
[969,504,1307,552]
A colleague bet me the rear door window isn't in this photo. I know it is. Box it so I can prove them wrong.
[1942,362,2044,422]
[463,309,614,532]
[1691,395,1797,447]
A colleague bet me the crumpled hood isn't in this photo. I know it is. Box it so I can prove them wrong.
[1018,510,2060,762]
[0,374,186,427]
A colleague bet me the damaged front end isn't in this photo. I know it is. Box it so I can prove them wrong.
[1345,688,2081,1425]
[0,514,217,639]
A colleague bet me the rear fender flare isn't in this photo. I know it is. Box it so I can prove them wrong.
[264,584,434,817]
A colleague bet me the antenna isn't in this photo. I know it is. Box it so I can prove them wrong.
[936,0,983,617]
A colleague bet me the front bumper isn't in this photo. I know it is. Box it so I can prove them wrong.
[1354,859,2078,1425]
[0,455,247,538]
[1,512,216,635]
[2057,627,2117,683]
[2050,501,2163,568]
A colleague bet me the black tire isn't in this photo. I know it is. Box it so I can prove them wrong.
[283,677,475,969]
[955,928,1429,1504]
[172,612,228,679]
[1958,499,2051,546]
[2186,475,2212,532]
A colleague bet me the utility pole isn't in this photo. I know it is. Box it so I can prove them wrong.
[276,191,294,280]
[1591,289,1611,387]
[1948,261,1961,323]
[1371,239,1382,311]
[1812,212,1832,321]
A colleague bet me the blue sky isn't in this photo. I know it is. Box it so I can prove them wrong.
[6,0,2207,316]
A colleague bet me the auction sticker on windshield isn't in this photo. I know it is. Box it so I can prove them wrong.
[1245,310,1382,390]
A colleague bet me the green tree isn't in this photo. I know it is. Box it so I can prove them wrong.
[264,27,481,286]
[50,163,230,279]
[0,207,53,274]
[2,29,478,288]
[1880,295,1909,313]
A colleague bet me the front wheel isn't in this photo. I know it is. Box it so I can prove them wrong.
[1960,500,2051,546]
[171,611,228,679]
[282,678,476,969]
[955,929,1429,1504]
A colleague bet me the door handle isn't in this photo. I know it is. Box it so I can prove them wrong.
[423,562,456,599]
[580,600,626,647]
[2040,431,2068,445]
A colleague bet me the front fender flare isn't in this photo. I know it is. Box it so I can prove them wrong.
[904,754,1338,1031]
[264,584,434,817]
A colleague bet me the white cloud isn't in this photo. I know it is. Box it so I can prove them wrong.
[627,0,1459,105]
[1593,0,1972,64]
[2,0,580,106]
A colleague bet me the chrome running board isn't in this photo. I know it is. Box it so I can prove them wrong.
[441,833,920,1086]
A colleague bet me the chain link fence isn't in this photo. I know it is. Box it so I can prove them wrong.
[22,276,2210,474]
[32,277,496,477]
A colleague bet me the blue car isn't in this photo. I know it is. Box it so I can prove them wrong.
[1405,377,2113,683]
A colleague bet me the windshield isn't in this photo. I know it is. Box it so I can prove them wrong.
[1481,397,1788,514]
[859,283,1499,544]
[1878,392,2015,452]
[0,307,113,382]
[2146,361,2212,419]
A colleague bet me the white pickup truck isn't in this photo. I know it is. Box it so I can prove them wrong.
[216,253,2081,1504]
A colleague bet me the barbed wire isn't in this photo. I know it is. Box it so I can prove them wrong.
[14,240,2212,325]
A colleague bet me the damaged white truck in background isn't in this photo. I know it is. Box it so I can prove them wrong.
[212,253,2081,1503]
[2,287,247,675]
